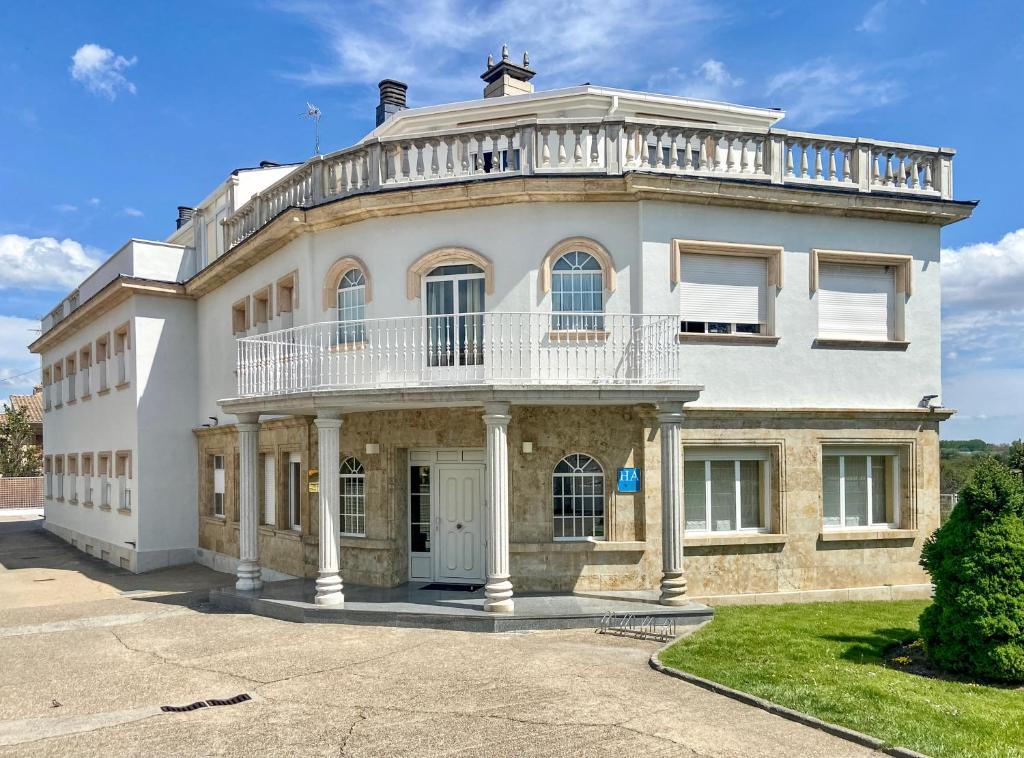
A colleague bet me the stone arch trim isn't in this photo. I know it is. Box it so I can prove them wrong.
[322,256,372,310]
[539,237,616,294]
[406,246,494,300]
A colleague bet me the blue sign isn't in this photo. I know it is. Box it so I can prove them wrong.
[617,467,642,493]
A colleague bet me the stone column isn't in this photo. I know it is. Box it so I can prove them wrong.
[657,401,687,606]
[235,413,262,592]
[314,412,344,606]
[482,401,514,613]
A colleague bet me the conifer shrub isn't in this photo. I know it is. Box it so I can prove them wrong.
[919,458,1024,682]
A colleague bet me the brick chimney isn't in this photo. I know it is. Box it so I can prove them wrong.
[376,79,408,126]
[481,46,535,98]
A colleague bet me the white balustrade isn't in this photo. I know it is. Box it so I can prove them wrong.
[220,119,955,254]
[236,312,682,398]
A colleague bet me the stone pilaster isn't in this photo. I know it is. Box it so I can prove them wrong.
[235,413,262,592]
[657,402,687,605]
[482,401,514,613]
[314,412,344,606]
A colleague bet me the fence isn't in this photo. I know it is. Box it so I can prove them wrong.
[0,476,44,509]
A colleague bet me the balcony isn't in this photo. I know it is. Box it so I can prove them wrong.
[236,312,684,399]
[222,118,956,252]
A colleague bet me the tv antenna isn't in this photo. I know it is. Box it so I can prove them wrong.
[302,102,322,155]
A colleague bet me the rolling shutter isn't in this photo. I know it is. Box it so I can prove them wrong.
[818,263,894,340]
[680,254,767,324]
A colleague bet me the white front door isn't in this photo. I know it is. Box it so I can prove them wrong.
[434,464,485,583]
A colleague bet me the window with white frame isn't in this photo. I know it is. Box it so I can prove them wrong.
[339,456,365,536]
[44,456,52,498]
[116,452,131,511]
[65,356,76,401]
[822,448,899,528]
[553,453,605,540]
[67,454,78,503]
[684,449,768,532]
[551,252,604,331]
[336,269,366,344]
[288,453,302,530]
[54,455,64,499]
[680,253,767,335]
[213,454,225,517]
[817,263,895,341]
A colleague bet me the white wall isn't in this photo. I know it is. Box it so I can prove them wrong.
[134,296,199,562]
[41,299,140,554]
[639,201,941,408]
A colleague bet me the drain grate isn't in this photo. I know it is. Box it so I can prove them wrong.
[161,694,251,713]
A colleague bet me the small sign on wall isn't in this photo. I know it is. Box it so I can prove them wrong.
[617,467,642,493]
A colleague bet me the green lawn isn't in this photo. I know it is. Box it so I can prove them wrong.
[659,601,1024,758]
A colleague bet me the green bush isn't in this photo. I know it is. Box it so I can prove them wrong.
[920,458,1024,682]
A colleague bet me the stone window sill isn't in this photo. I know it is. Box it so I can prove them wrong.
[80,394,92,402]
[82,501,94,509]
[201,515,226,526]
[677,333,780,346]
[98,388,111,396]
[684,532,788,547]
[819,528,917,542]
[98,504,111,512]
[115,381,131,391]
[258,526,303,541]
[340,536,394,550]
[512,540,647,553]
[67,399,77,406]
[117,507,132,516]
[813,338,909,351]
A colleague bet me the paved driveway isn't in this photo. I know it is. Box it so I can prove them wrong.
[0,517,876,757]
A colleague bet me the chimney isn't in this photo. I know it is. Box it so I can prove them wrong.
[376,79,408,126]
[481,45,535,98]
[176,206,195,229]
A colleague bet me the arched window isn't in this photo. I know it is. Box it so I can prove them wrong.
[551,252,604,331]
[553,453,605,540]
[337,269,366,344]
[339,456,365,536]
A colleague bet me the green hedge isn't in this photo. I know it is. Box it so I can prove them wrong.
[920,458,1024,682]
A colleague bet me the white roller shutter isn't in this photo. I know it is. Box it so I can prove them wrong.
[263,454,276,526]
[680,254,767,324]
[818,263,894,340]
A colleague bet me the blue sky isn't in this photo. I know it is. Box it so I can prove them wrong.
[1,1,1022,440]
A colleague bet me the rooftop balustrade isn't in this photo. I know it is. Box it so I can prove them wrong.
[222,118,955,251]
[235,312,683,398]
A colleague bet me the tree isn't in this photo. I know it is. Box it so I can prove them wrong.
[1009,439,1024,476]
[0,403,41,477]
[919,458,1024,682]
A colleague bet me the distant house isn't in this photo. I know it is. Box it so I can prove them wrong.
[5,386,44,449]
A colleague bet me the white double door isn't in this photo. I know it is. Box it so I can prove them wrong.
[433,463,485,583]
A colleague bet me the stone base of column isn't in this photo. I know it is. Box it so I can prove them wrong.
[314,572,344,606]
[483,575,514,613]
[235,560,263,593]
[659,571,688,606]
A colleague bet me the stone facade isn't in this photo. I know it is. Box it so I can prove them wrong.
[195,405,940,603]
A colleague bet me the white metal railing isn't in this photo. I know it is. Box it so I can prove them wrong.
[236,312,683,398]
[221,117,956,252]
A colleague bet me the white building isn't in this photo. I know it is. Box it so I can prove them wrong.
[32,52,973,609]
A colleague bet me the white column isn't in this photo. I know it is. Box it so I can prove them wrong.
[657,402,688,606]
[314,412,344,606]
[235,413,262,592]
[482,401,514,613]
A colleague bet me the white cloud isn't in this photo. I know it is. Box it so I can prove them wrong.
[0,315,41,394]
[647,58,743,101]
[121,207,144,217]
[766,58,900,128]
[54,203,78,213]
[0,235,103,291]
[856,0,888,32]
[275,0,718,104]
[87,197,101,206]
[70,43,137,100]
[942,228,1024,313]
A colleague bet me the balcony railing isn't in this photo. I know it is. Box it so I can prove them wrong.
[222,117,956,252]
[236,312,683,398]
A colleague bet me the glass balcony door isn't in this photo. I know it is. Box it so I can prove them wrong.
[423,265,485,368]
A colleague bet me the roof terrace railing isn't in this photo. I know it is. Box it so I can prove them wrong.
[222,117,955,252]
